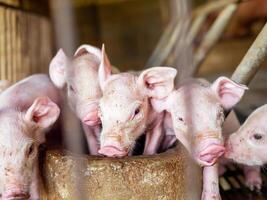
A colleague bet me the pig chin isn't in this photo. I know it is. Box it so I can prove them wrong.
[225,143,263,166]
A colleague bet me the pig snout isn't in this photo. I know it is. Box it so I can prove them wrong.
[98,138,129,157]
[82,110,100,126]
[2,185,30,200]
[195,134,225,166]
[78,101,100,126]
[98,146,128,158]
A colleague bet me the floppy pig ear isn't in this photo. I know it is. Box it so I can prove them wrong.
[98,44,112,90]
[49,49,68,89]
[138,67,177,99]
[211,76,248,110]
[25,97,60,129]
[74,44,102,60]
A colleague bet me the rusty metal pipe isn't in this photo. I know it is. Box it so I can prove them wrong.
[231,23,267,84]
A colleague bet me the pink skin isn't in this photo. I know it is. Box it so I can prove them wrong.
[49,44,104,155]
[153,78,247,166]
[152,78,247,200]
[0,74,60,200]
[221,110,262,191]
[225,104,267,166]
[97,46,177,157]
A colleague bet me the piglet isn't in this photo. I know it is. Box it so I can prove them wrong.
[152,78,247,200]
[0,74,60,200]
[221,111,262,191]
[225,104,267,166]
[50,44,107,155]
[97,46,177,157]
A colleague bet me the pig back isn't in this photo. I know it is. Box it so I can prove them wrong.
[0,74,60,111]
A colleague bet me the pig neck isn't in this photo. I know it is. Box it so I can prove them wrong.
[147,101,162,128]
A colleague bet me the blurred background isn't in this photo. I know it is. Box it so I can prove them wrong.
[1,0,267,199]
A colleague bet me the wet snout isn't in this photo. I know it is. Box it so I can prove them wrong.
[79,101,100,126]
[2,185,30,200]
[194,131,225,166]
[98,134,129,157]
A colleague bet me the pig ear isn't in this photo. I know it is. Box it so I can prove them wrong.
[25,97,60,129]
[138,67,177,99]
[211,76,248,110]
[74,44,102,59]
[49,49,68,89]
[98,44,112,90]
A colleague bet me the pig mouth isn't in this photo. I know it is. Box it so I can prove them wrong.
[198,144,225,166]
[2,190,30,200]
[98,146,128,158]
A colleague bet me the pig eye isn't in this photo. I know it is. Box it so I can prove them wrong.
[131,106,141,120]
[134,108,140,116]
[253,133,263,140]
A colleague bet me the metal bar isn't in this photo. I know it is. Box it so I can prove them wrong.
[193,3,238,75]
[187,13,207,45]
[145,21,176,67]
[146,0,190,67]
[231,23,267,85]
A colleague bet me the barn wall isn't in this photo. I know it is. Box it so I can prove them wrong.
[0,0,52,83]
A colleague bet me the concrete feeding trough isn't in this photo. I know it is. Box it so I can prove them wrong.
[40,145,202,200]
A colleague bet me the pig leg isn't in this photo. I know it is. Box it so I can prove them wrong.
[83,124,100,155]
[143,117,164,155]
[30,160,41,200]
[243,165,262,191]
[202,164,221,200]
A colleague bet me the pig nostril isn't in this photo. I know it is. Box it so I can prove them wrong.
[26,143,35,158]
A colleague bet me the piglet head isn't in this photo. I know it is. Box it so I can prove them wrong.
[157,77,247,166]
[225,105,267,166]
[0,97,60,199]
[98,46,177,157]
[49,45,102,126]
[195,77,247,166]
